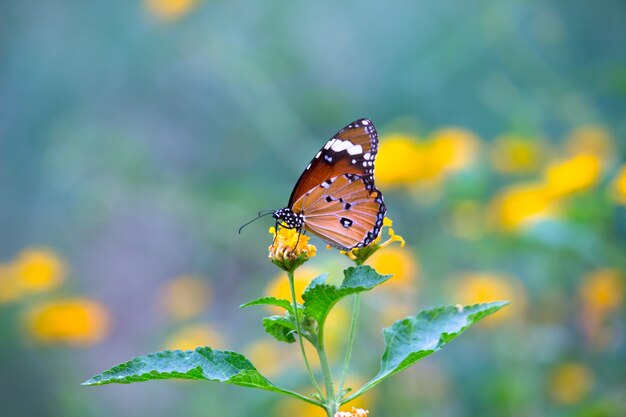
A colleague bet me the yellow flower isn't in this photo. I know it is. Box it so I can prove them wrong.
[0,263,22,304]
[245,340,297,376]
[269,226,316,272]
[335,408,369,417]
[565,125,614,164]
[343,217,405,265]
[158,275,211,320]
[164,323,223,351]
[490,183,556,230]
[25,298,111,345]
[580,269,624,316]
[377,129,479,188]
[368,246,418,292]
[376,134,425,187]
[453,273,526,324]
[322,304,350,360]
[265,266,322,310]
[578,269,623,350]
[548,362,593,405]
[13,247,67,293]
[610,165,626,205]
[544,153,602,199]
[144,0,197,21]
[426,127,480,173]
[490,134,546,175]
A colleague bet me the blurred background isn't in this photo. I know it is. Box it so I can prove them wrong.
[1,1,625,416]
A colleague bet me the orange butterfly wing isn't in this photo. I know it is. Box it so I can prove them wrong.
[288,119,379,207]
[291,173,386,250]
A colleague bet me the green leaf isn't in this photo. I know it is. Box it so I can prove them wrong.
[345,301,508,402]
[262,315,297,343]
[84,347,285,392]
[240,297,293,314]
[303,265,391,324]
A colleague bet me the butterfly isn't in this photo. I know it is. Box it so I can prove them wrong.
[271,118,386,250]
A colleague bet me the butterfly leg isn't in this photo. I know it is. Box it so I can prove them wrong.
[295,227,302,251]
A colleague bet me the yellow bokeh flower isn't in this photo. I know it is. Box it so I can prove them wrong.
[490,183,556,230]
[426,127,480,173]
[377,128,479,188]
[579,269,624,316]
[322,303,350,360]
[144,0,197,21]
[453,273,525,324]
[610,165,626,205]
[565,125,614,164]
[164,323,223,351]
[376,134,425,187]
[368,246,418,292]
[158,275,211,321]
[548,362,593,405]
[25,298,111,345]
[265,266,322,309]
[0,263,22,304]
[578,269,623,350]
[490,134,546,175]
[13,247,67,293]
[245,340,297,376]
[269,226,316,272]
[544,153,602,199]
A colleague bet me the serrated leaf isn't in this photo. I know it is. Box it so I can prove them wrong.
[346,301,508,401]
[303,265,391,324]
[240,297,293,313]
[83,347,291,394]
[262,315,296,343]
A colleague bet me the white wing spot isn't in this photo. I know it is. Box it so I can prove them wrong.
[363,152,371,160]
[362,119,369,125]
[331,140,354,152]
[324,139,336,150]
[347,144,363,155]
[315,151,322,158]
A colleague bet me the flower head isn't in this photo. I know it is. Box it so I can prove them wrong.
[268,226,316,272]
[335,408,369,417]
[25,298,111,346]
[342,218,405,265]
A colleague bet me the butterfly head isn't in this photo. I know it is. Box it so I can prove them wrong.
[273,207,304,230]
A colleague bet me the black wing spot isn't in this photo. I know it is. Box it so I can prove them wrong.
[340,217,353,228]
[344,203,352,210]
[325,196,333,202]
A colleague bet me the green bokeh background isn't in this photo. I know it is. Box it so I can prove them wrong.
[1,1,625,417]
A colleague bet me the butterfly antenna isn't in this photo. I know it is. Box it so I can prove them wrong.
[238,211,274,234]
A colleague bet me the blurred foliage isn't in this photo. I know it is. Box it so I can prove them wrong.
[1,0,625,416]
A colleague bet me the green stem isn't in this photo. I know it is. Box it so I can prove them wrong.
[276,387,324,407]
[317,318,337,415]
[336,293,361,399]
[287,270,324,400]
